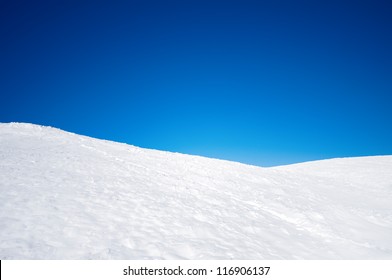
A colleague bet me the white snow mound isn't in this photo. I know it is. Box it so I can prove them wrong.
[1,122,392,259]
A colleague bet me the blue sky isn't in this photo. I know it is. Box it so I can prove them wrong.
[1,0,391,166]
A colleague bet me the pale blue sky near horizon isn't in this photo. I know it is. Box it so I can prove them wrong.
[1,0,391,166]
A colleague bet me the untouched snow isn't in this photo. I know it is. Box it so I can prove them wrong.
[0,123,391,260]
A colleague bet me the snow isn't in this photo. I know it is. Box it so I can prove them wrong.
[0,122,391,259]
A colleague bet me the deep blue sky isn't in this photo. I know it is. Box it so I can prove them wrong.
[1,0,391,166]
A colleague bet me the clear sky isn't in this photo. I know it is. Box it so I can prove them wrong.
[1,0,391,166]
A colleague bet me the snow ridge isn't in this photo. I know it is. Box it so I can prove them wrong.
[1,122,392,259]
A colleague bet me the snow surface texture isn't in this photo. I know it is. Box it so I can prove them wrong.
[1,123,392,260]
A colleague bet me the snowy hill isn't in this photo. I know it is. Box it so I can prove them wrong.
[1,123,391,259]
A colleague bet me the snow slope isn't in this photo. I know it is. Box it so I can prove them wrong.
[0,123,391,259]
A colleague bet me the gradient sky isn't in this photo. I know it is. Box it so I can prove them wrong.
[1,0,391,166]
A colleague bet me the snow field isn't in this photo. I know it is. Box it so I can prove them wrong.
[1,123,391,259]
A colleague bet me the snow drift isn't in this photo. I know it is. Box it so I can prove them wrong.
[0,123,391,259]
